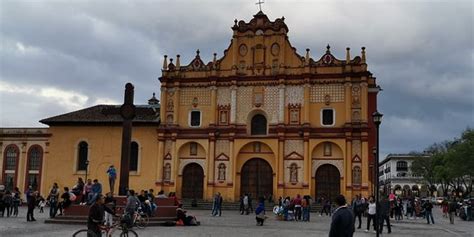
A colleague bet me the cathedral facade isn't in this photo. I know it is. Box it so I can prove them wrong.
[1,12,380,202]
[156,11,380,201]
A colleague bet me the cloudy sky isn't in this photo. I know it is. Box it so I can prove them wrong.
[0,0,472,157]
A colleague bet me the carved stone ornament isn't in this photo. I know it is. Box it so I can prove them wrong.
[324,94,331,105]
[271,43,280,56]
[239,44,248,56]
[167,98,174,112]
[192,97,199,107]
[323,54,333,64]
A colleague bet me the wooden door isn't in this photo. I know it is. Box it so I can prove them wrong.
[240,158,273,199]
[315,164,340,201]
[181,163,204,199]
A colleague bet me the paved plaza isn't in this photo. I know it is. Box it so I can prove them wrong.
[0,207,472,237]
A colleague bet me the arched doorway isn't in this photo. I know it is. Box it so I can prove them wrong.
[181,163,204,199]
[240,158,273,199]
[315,164,340,201]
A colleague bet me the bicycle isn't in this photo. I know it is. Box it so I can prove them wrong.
[72,218,138,237]
[133,206,149,228]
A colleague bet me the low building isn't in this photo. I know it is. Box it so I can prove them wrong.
[378,154,430,197]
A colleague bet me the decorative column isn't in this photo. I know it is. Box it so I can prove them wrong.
[156,139,165,185]
[278,139,284,191]
[230,85,237,124]
[278,83,285,123]
[171,136,178,189]
[229,139,236,200]
[303,139,310,189]
[173,87,180,125]
[360,81,368,122]
[345,140,352,197]
[207,138,216,198]
[344,81,352,123]
[210,86,217,125]
[303,83,310,124]
[160,87,167,123]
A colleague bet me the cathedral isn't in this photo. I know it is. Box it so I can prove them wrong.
[0,11,380,202]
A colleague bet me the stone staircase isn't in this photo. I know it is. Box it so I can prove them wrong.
[181,199,323,212]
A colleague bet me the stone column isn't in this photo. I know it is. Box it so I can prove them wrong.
[303,140,310,189]
[171,137,178,189]
[207,138,216,198]
[278,84,285,123]
[156,139,165,185]
[303,83,310,124]
[344,81,352,123]
[230,85,237,124]
[229,139,236,200]
[160,87,167,123]
[345,140,352,198]
[278,139,284,188]
[210,86,217,125]
[173,87,180,125]
[360,81,368,122]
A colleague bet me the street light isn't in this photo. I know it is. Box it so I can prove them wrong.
[85,160,90,183]
[372,111,383,237]
[372,147,377,196]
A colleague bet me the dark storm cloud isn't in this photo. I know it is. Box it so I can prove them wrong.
[0,0,472,157]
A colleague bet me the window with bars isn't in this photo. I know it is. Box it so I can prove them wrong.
[5,146,18,171]
[322,109,334,126]
[28,147,42,170]
[77,141,88,171]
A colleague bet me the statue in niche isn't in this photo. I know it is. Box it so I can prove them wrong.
[218,163,226,181]
[289,164,298,183]
[167,98,174,112]
[163,163,171,181]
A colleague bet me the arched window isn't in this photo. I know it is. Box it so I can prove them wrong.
[26,146,43,192]
[3,145,19,191]
[396,161,408,171]
[352,166,362,186]
[130,142,139,172]
[251,114,267,135]
[77,141,88,171]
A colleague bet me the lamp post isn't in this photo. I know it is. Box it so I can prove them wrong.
[372,147,377,196]
[372,111,383,237]
[85,160,90,183]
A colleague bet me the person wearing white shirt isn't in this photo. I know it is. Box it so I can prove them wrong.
[365,196,377,233]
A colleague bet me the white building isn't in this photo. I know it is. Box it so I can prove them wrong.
[378,154,430,197]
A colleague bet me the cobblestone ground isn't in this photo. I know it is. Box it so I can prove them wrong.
[0,206,472,237]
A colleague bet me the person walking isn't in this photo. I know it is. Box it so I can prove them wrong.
[239,195,244,215]
[448,197,457,224]
[352,195,363,229]
[423,200,435,224]
[255,197,266,226]
[214,192,223,216]
[294,194,302,221]
[26,191,37,222]
[379,196,392,234]
[3,190,13,217]
[329,195,354,237]
[12,187,21,217]
[302,195,310,222]
[243,194,249,215]
[48,183,60,218]
[365,196,376,233]
[106,165,117,194]
[58,187,71,216]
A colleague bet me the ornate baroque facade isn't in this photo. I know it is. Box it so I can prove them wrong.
[156,11,380,201]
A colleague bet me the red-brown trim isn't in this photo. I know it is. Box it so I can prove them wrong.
[24,145,43,193]
[2,144,20,190]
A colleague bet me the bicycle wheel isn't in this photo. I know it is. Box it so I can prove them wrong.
[135,214,149,228]
[119,229,138,237]
[72,229,98,237]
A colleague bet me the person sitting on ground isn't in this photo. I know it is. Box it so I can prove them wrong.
[176,203,197,226]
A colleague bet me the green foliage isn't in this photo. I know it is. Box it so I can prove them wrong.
[412,128,473,197]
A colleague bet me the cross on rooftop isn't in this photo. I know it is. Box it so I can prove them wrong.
[256,0,264,12]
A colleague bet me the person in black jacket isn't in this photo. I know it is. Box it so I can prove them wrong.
[26,191,37,222]
[329,195,355,237]
[88,194,106,236]
[379,196,391,234]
